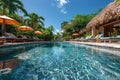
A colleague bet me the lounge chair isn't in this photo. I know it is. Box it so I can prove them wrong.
[4,33,18,43]
[100,35,120,43]
[5,34,29,43]
[80,34,104,42]
[95,34,103,42]
[0,36,5,44]
[0,68,11,74]
[0,61,3,70]
[3,33,41,43]
[33,37,40,42]
[80,35,96,42]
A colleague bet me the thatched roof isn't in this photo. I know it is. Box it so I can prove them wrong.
[86,1,120,30]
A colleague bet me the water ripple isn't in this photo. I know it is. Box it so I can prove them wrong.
[0,42,120,80]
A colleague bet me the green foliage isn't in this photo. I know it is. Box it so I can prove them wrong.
[108,29,119,37]
[0,0,55,41]
[37,25,54,41]
[0,0,27,15]
[61,21,68,29]
[61,14,95,40]
[115,0,120,2]
[84,33,91,38]
[24,13,44,29]
[53,33,62,41]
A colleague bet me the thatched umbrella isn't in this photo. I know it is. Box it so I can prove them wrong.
[86,1,120,30]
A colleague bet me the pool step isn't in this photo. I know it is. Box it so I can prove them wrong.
[0,68,11,74]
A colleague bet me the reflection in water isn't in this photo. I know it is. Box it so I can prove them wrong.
[0,43,38,74]
[0,58,19,75]
[3,58,19,69]
[0,61,3,70]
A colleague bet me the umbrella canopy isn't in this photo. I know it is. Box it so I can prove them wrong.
[34,31,42,34]
[18,26,33,31]
[0,15,20,25]
[72,33,79,36]
[0,15,20,36]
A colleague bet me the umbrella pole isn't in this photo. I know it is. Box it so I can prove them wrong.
[1,19,6,36]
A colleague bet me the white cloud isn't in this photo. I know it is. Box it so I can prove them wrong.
[60,8,67,14]
[54,29,63,34]
[55,0,69,14]
[59,0,69,7]
[61,30,63,33]
[56,29,60,33]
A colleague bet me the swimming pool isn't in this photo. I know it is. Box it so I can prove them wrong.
[0,42,120,80]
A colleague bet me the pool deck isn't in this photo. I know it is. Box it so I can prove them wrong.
[69,41,120,49]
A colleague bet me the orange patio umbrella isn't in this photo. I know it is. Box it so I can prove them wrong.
[0,15,20,36]
[34,31,42,34]
[18,26,33,31]
[72,33,79,37]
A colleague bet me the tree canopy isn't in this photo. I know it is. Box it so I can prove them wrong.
[61,14,95,40]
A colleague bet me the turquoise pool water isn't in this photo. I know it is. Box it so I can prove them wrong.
[0,42,120,80]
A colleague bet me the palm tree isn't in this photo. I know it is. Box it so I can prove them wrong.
[0,0,27,36]
[9,14,24,24]
[24,13,44,29]
[0,0,27,15]
[41,25,54,41]
[61,21,68,29]
[115,0,120,2]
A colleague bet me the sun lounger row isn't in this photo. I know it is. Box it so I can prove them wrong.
[0,38,41,43]
[0,33,43,44]
[5,38,41,43]
[100,36,120,43]
[0,37,4,44]
[71,35,120,43]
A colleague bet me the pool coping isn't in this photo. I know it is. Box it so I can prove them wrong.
[68,41,120,49]
[0,41,120,49]
[0,42,40,48]
[0,41,58,48]
[68,41,120,56]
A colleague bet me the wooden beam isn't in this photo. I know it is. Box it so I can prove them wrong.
[100,20,120,27]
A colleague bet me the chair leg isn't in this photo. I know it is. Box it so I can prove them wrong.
[0,61,3,70]
[109,39,112,43]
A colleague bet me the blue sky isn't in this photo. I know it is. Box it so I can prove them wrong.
[21,0,113,33]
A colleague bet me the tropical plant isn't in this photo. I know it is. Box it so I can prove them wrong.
[37,25,54,41]
[61,21,68,30]
[61,14,94,40]
[0,0,27,15]
[24,13,44,29]
[53,32,62,41]
[70,14,94,33]
[115,0,120,2]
